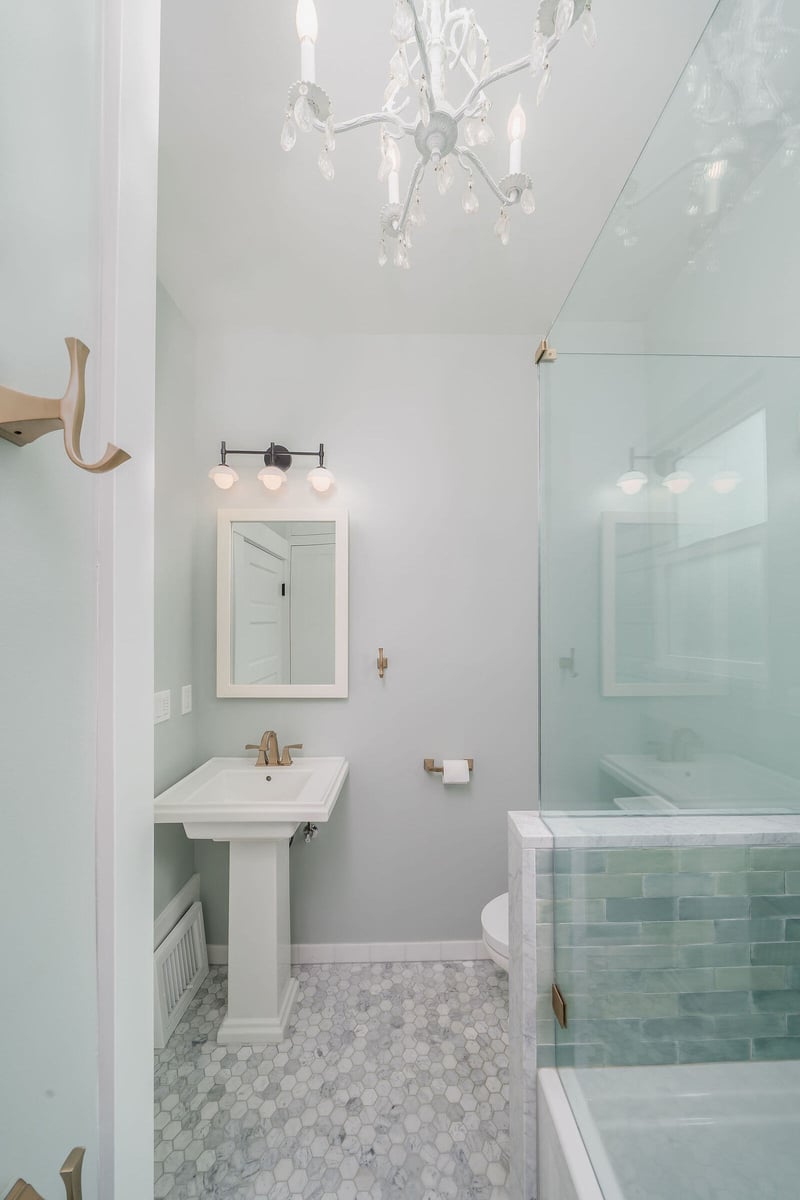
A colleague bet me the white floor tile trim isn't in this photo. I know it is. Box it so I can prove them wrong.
[154,960,510,1200]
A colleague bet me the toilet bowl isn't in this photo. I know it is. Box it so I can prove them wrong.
[481,892,509,972]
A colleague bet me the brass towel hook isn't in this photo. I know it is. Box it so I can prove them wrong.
[0,338,130,473]
[377,647,388,678]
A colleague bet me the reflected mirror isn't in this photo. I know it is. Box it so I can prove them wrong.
[217,509,348,698]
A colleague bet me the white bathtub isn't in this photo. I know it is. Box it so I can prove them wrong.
[537,1061,800,1200]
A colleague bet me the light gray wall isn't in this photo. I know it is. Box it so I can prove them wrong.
[154,283,200,914]
[191,332,538,946]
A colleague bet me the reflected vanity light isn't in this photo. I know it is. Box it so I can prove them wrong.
[710,469,742,495]
[662,470,694,495]
[616,470,648,496]
[616,446,695,496]
[209,440,335,494]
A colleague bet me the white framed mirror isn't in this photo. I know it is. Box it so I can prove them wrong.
[217,508,348,698]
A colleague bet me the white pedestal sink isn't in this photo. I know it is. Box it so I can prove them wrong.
[155,756,348,1043]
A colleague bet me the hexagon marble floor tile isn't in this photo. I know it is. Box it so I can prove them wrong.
[154,961,510,1200]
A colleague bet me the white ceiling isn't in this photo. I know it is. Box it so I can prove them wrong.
[157,0,718,335]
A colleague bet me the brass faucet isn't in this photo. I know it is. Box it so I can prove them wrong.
[245,731,303,767]
[245,730,280,767]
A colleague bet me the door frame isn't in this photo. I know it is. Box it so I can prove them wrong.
[95,0,160,1195]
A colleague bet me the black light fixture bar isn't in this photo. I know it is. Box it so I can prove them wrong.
[218,440,325,469]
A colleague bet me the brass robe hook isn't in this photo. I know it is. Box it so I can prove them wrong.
[0,338,130,473]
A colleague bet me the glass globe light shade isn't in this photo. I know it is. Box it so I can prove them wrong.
[710,470,742,495]
[663,470,694,495]
[307,466,335,493]
[616,470,647,496]
[258,465,288,491]
[208,464,239,490]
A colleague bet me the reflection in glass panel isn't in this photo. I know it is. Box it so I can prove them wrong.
[230,521,335,685]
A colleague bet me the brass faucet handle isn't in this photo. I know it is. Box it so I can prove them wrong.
[279,743,303,766]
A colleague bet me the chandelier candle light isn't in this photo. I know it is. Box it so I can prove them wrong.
[281,0,597,267]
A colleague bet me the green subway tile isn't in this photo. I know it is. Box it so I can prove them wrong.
[554,1044,608,1068]
[536,848,554,874]
[540,899,606,923]
[714,1014,785,1039]
[788,1015,800,1036]
[568,992,678,1020]
[679,991,749,1015]
[752,896,800,919]
[679,897,750,920]
[607,898,677,922]
[752,1037,800,1061]
[752,990,800,1014]
[536,873,554,899]
[714,872,786,896]
[555,922,642,945]
[570,874,643,900]
[605,849,679,874]
[642,1016,715,1041]
[678,1040,751,1064]
[642,920,715,945]
[537,1045,556,1068]
[564,1019,642,1045]
[585,945,680,970]
[787,921,800,941]
[715,966,786,990]
[643,873,714,898]
[680,943,750,968]
[751,943,800,966]
[714,918,785,943]
[640,969,716,993]
[786,872,800,894]
[750,848,800,871]
[554,849,603,874]
[679,848,747,872]
[607,1041,678,1067]
[787,968,800,988]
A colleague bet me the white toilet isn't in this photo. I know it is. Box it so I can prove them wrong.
[480,892,509,971]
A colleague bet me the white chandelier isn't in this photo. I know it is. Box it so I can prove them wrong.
[281,0,597,267]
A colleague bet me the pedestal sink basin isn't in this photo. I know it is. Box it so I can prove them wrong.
[155,756,348,1043]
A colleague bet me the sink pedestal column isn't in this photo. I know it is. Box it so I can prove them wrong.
[217,837,299,1044]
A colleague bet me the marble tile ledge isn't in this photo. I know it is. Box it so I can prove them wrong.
[509,812,800,850]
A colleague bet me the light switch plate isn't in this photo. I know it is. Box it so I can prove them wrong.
[154,690,171,724]
[181,684,193,715]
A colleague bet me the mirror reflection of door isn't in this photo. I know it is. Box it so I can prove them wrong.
[230,520,336,686]
[232,525,289,684]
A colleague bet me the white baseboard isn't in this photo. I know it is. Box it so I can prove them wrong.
[154,873,201,950]
[206,939,490,966]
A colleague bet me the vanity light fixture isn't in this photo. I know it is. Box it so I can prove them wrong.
[209,441,335,494]
[280,0,597,267]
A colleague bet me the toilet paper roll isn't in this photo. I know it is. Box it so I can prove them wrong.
[442,759,471,785]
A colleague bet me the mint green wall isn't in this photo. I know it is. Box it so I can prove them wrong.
[0,4,101,1193]
[154,283,199,915]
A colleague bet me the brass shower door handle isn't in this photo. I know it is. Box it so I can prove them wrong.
[4,1146,84,1200]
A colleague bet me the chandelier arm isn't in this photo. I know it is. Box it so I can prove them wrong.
[456,148,514,205]
[397,157,427,233]
[329,111,415,136]
[409,0,434,92]
[454,54,537,121]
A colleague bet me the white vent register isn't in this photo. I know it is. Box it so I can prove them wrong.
[154,901,209,1048]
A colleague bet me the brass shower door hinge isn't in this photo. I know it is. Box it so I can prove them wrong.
[535,338,558,365]
[4,1146,84,1200]
[552,982,568,1029]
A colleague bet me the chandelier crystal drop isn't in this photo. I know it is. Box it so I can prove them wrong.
[281,0,597,268]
